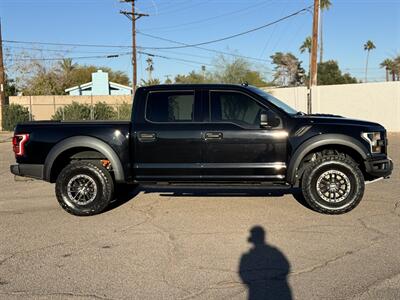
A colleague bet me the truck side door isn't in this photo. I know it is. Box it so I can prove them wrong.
[201,90,288,181]
[133,89,203,181]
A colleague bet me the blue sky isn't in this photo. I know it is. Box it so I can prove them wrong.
[1,0,399,84]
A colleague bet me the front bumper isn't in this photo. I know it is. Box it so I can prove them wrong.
[10,164,44,180]
[364,157,393,178]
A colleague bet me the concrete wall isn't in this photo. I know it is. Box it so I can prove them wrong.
[3,82,399,131]
[264,81,400,132]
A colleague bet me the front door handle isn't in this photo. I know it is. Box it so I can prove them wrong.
[205,132,223,140]
[138,132,156,142]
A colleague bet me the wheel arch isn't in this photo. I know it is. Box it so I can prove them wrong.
[44,136,125,183]
[288,134,369,185]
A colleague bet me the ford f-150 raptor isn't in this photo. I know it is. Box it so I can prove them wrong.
[10,84,393,215]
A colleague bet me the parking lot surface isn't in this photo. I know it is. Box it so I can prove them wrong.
[0,133,399,299]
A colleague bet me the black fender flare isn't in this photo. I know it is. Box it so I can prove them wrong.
[43,136,125,183]
[287,134,369,185]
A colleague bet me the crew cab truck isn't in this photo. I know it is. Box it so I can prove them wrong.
[10,84,393,216]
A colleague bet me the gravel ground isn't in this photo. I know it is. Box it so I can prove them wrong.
[0,132,399,300]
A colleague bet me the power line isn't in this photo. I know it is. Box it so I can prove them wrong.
[3,39,132,49]
[3,36,272,64]
[138,50,213,67]
[9,52,130,61]
[5,45,124,54]
[138,6,312,50]
[1,5,311,54]
[137,32,272,63]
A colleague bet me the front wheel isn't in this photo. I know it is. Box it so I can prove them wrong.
[300,153,365,214]
[55,161,114,216]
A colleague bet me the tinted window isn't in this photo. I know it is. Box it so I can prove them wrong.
[210,91,265,127]
[146,91,195,122]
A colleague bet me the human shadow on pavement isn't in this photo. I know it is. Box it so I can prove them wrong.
[239,226,292,300]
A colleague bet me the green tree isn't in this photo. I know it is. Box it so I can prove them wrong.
[213,56,268,86]
[140,78,161,86]
[319,0,332,62]
[2,104,30,131]
[380,59,394,81]
[51,102,91,121]
[15,57,131,95]
[174,71,211,84]
[317,60,357,85]
[57,58,78,90]
[363,40,376,82]
[270,52,305,86]
[394,55,400,81]
[5,76,18,98]
[23,67,64,95]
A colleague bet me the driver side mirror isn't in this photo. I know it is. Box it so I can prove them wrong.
[260,111,280,128]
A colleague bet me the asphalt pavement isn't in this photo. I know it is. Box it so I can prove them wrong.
[0,133,399,299]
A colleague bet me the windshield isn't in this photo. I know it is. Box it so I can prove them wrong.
[247,86,298,115]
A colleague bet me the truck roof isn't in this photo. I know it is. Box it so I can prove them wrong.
[138,83,255,90]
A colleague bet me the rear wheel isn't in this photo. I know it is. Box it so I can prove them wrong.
[55,161,114,216]
[300,152,365,214]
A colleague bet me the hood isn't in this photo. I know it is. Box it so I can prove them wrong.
[294,113,384,129]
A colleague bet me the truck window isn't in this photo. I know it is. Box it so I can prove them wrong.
[146,91,195,122]
[210,91,265,127]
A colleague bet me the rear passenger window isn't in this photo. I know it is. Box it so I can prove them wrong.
[146,91,195,122]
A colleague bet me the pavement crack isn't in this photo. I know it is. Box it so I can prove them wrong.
[179,280,244,300]
[0,290,114,299]
[0,242,65,267]
[393,199,400,218]
[357,217,388,240]
[290,242,378,276]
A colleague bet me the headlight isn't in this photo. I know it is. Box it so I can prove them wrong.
[361,132,383,153]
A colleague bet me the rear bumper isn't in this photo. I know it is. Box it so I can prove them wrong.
[10,164,44,180]
[364,157,393,178]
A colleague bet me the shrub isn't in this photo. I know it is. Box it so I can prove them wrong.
[116,102,132,120]
[2,104,30,131]
[52,101,91,121]
[93,102,117,120]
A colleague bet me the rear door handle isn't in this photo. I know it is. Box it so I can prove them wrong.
[205,132,223,140]
[138,132,156,142]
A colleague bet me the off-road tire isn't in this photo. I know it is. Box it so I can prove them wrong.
[301,153,364,214]
[55,161,114,216]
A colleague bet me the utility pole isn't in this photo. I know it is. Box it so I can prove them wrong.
[120,0,148,93]
[0,19,6,109]
[308,0,319,114]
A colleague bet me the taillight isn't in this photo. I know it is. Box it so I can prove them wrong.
[12,134,29,156]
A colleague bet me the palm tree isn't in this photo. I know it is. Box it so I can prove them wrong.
[58,58,77,90]
[58,58,77,74]
[319,0,332,63]
[380,59,393,81]
[363,40,376,82]
[300,36,312,87]
[394,55,400,81]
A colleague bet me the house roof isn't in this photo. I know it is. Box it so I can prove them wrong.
[65,81,132,92]
[65,82,92,92]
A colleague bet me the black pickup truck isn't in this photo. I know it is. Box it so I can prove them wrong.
[10,84,393,215]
